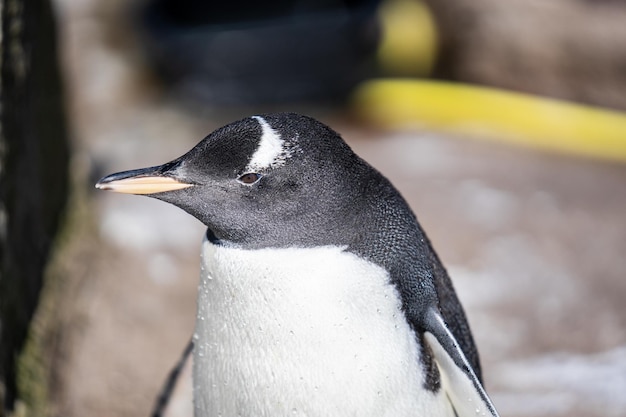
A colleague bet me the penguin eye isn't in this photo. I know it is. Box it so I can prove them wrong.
[237,172,262,185]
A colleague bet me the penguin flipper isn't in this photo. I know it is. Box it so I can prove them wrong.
[152,340,194,417]
[423,309,500,417]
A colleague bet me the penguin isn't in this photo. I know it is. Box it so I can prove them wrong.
[96,113,499,417]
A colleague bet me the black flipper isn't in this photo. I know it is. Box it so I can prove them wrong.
[152,340,194,417]
[423,309,499,417]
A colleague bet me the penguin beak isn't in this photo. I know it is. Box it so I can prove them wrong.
[96,166,194,195]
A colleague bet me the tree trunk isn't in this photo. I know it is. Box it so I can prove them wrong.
[0,0,70,414]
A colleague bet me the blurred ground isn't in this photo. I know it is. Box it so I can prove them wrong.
[49,1,626,417]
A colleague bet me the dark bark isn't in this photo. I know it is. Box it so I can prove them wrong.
[0,0,69,413]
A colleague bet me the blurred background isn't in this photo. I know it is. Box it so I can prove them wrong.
[1,0,625,416]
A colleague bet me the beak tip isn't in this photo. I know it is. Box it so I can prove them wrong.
[95,177,113,190]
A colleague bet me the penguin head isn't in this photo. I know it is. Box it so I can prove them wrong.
[97,113,374,247]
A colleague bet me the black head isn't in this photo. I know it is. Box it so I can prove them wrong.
[97,113,387,248]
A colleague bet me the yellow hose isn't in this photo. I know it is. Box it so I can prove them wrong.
[352,79,626,163]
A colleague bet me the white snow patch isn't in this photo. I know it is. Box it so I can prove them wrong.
[492,347,626,417]
[456,179,519,229]
[147,252,179,285]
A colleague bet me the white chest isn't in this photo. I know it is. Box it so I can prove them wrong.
[193,237,452,417]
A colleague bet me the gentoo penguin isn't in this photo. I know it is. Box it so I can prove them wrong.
[97,113,499,417]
